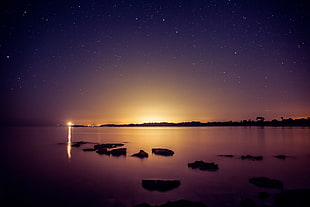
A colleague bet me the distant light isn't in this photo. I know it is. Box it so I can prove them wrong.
[67,122,73,126]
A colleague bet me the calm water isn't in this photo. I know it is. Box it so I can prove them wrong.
[1,126,310,207]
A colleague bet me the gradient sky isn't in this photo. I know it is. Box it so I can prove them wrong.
[1,0,310,125]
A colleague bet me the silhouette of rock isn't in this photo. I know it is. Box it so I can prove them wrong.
[72,141,95,147]
[71,143,81,147]
[152,148,174,156]
[96,148,110,155]
[218,154,234,157]
[241,155,263,161]
[274,189,310,207]
[274,155,286,159]
[132,150,148,158]
[188,161,219,171]
[134,200,207,207]
[83,148,96,151]
[249,177,283,189]
[110,148,126,156]
[142,180,181,192]
[258,192,270,199]
[240,198,256,207]
[94,143,124,149]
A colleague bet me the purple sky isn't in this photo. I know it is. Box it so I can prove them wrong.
[1,0,310,125]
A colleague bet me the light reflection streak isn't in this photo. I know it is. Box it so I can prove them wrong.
[67,123,72,159]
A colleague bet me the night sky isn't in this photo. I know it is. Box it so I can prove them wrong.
[1,0,310,126]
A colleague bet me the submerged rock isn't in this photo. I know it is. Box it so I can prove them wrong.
[83,148,96,151]
[110,148,126,156]
[72,141,95,147]
[241,155,263,161]
[132,150,149,158]
[96,148,110,155]
[134,200,207,207]
[258,192,270,199]
[274,155,286,159]
[142,180,181,192]
[94,143,124,150]
[249,177,283,189]
[240,198,256,207]
[274,189,310,207]
[152,148,174,156]
[188,161,219,171]
[218,154,234,157]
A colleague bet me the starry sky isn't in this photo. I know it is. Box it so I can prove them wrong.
[1,0,310,126]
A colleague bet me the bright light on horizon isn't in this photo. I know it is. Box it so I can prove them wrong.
[67,122,73,126]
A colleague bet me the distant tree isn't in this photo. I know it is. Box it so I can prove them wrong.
[256,117,265,122]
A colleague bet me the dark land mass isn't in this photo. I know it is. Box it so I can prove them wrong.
[72,117,310,127]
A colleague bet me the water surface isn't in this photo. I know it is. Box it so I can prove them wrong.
[1,126,310,207]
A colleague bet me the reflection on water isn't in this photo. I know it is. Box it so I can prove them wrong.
[2,126,310,207]
[67,126,72,159]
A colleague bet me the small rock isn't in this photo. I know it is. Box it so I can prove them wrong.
[110,148,126,156]
[240,198,256,207]
[274,189,310,207]
[71,143,81,147]
[274,155,286,159]
[142,180,181,192]
[152,148,174,156]
[83,148,96,151]
[258,192,270,199]
[218,154,234,157]
[241,155,263,161]
[249,177,283,189]
[188,161,219,171]
[94,143,124,150]
[134,200,207,207]
[132,150,149,158]
[96,148,110,155]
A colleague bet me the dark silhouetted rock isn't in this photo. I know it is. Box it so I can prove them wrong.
[96,148,110,155]
[142,180,181,192]
[134,204,152,207]
[72,141,95,147]
[274,155,286,159]
[132,150,149,158]
[258,192,270,199]
[188,161,219,171]
[71,143,81,147]
[94,143,124,150]
[274,189,310,207]
[249,177,283,189]
[218,154,234,157]
[83,148,96,151]
[241,155,263,161]
[110,148,126,156]
[152,148,174,156]
[134,200,207,207]
[240,198,256,207]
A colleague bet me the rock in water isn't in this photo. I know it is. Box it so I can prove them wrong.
[274,155,286,159]
[134,200,207,207]
[110,148,126,156]
[142,180,181,191]
[188,161,219,171]
[218,154,234,157]
[241,155,263,161]
[249,177,283,189]
[96,148,110,155]
[274,189,310,207]
[94,143,124,150]
[152,148,174,156]
[132,150,149,158]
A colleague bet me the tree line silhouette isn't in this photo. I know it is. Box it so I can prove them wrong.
[95,117,310,127]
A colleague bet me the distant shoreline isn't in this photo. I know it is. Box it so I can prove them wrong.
[71,117,310,127]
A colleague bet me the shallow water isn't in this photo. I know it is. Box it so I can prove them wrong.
[1,126,310,207]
